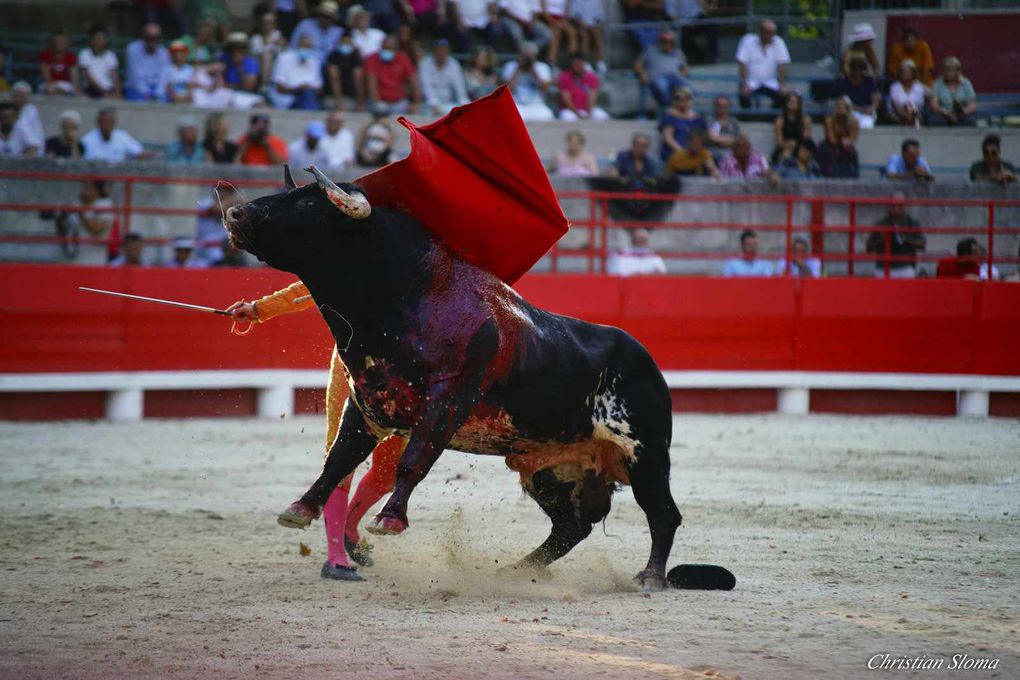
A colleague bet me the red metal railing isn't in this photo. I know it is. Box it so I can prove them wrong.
[1,170,1018,277]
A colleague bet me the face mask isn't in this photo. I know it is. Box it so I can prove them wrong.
[338,44,354,55]
[379,49,395,63]
[298,47,314,60]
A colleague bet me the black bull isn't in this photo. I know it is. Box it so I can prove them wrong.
[224,167,683,589]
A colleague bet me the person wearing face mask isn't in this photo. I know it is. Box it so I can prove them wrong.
[326,35,366,110]
[364,34,421,114]
[271,34,324,110]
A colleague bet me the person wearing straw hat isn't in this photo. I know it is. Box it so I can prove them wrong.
[220,32,261,93]
[290,0,344,63]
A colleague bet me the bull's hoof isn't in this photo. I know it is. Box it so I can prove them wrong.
[633,568,668,592]
[320,561,364,582]
[277,499,319,529]
[365,513,407,535]
[345,536,375,567]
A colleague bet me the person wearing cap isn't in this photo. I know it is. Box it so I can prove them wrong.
[501,40,554,121]
[290,0,344,63]
[166,115,205,164]
[45,110,85,159]
[419,39,468,115]
[288,120,333,168]
[320,110,356,169]
[271,34,324,110]
[348,5,386,58]
[165,40,195,103]
[841,22,879,78]
[364,34,421,114]
[220,32,261,92]
[125,23,170,102]
[238,113,288,166]
[78,24,120,99]
[82,108,152,162]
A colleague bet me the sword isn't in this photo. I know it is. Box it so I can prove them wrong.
[79,287,232,316]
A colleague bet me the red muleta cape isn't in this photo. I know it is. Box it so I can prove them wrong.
[355,85,569,285]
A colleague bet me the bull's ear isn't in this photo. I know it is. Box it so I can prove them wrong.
[283,164,297,190]
[305,165,372,219]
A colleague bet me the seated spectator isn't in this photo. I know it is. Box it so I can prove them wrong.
[125,23,171,102]
[887,27,933,87]
[291,0,343,62]
[611,132,660,188]
[841,22,879,78]
[499,0,552,55]
[362,0,403,35]
[0,102,40,157]
[888,59,926,127]
[817,96,859,179]
[321,110,356,169]
[11,82,45,146]
[82,109,152,162]
[213,239,247,267]
[189,64,238,109]
[936,238,1000,281]
[39,31,80,96]
[658,86,705,162]
[866,192,925,278]
[238,113,288,166]
[634,29,689,112]
[326,35,366,109]
[446,0,495,52]
[365,35,421,114]
[419,39,469,115]
[56,180,116,264]
[723,229,774,277]
[166,115,205,164]
[776,236,821,277]
[719,134,778,185]
[220,32,261,93]
[771,90,812,163]
[543,0,577,66]
[0,48,9,93]
[736,19,789,109]
[396,24,426,64]
[927,57,977,128]
[203,112,238,164]
[970,134,1017,185]
[607,227,666,276]
[570,0,605,71]
[79,25,120,99]
[405,0,446,44]
[836,57,880,129]
[170,238,206,268]
[464,45,498,100]
[271,35,324,110]
[548,130,598,178]
[557,53,609,121]
[348,6,386,58]
[502,41,554,121]
[707,95,740,158]
[250,11,284,88]
[275,0,303,37]
[356,107,396,166]
[165,41,195,103]
[45,110,84,160]
[288,120,332,168]
[666,130,719,178]
[620,0,666,51]
[776,139,822,180]
[885,138,933,182]
[181,17,221,66]
[109,233,146,266]
[194,188,237,266]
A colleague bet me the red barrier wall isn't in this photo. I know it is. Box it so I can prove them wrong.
[2,264,1019,376]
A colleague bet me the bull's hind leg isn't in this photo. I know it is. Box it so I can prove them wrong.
[514,466,613,572]
[629,440,682,591]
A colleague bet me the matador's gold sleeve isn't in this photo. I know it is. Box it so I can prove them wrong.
[253,281,316,322]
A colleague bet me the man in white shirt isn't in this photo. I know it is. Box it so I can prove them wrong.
[723,229,775,276]
[11,82,45,148]
[288,120,333,170]
[0,102,39,156]
[735,19,789,109]
[78,25,120,98]
[82,109,151,162]
[320,110,356,169]
[271,35,324,110]
[501,42,554,121]
[419,39,469,115]
[347,6,385,58]
[607,228,667,277]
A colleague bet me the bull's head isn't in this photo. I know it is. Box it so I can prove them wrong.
[221,165,372,273]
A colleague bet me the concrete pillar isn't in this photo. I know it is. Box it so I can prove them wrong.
[257,384,294,419]
[106,388,143,422]
[958,390,989,418]
[777,387,810,415]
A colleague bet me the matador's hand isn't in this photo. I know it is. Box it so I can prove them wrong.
[226,301,258,321]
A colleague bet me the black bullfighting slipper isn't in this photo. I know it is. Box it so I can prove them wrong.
[667,564,736,590]
[345,536,375,567]
[320,561,364,582]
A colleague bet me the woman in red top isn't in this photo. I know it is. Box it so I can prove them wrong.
[40,31,80,96]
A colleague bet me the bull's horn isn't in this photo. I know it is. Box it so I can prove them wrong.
[305,165,371,219]
[283,164,297,190]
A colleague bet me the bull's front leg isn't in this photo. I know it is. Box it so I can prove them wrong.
[278,403,378,529]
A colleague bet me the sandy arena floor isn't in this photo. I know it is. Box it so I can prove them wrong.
[0,414,1017,679]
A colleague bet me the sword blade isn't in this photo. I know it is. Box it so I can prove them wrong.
[78,287,231,315]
